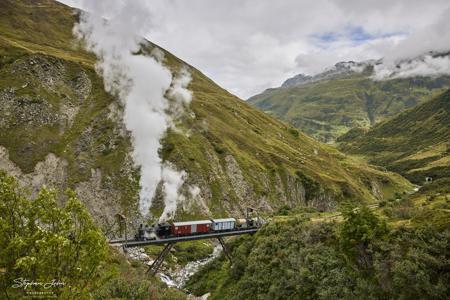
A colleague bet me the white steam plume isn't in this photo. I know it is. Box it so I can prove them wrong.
[74,0,193,218]
[159,166,186,221]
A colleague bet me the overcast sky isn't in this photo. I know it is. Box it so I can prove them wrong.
[59,0,450,99]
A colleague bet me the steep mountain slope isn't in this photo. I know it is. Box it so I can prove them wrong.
[0,0,411,229]
[248,63,450,142]
[338,90,450,184]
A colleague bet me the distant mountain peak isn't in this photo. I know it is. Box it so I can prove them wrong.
[282,60,375,88]
[281,73,313,87]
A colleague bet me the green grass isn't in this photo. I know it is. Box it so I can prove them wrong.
[0,0,95,65]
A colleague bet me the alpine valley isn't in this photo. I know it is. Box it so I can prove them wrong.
[249,61,450,143]
[0,1,448,299]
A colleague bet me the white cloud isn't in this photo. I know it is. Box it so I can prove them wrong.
[373,55,450,80]
[60,0,450,98]
[372,8,450,79]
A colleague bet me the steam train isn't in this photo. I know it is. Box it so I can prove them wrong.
[135,217,261,241]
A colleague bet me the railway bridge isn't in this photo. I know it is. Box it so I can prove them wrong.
[109,228,259,274]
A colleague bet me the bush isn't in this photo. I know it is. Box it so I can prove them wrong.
[0,171,188,299]
[0,171,108,299]
[338,202,389,263]
[276,205,291,216]
[186,210,449,300]
[288,128,299,138]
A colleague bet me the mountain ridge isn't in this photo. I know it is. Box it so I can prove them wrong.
[249,63,450,142]
[0,0,412,229]
[281,60,375,88]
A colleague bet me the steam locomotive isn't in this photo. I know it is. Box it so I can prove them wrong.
[135,217,261,241]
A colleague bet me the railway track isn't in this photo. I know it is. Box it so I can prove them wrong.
[109,228,259,247]
[312,203,380,222]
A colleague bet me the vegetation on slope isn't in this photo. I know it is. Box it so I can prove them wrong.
[338,90,450,184]
[0,0,412,224]
[0,172,186,299]
[0,0,141,225]
[186,196,449,300]
[248,68,450,142]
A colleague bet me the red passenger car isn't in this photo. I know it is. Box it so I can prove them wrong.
[171,220,212,236]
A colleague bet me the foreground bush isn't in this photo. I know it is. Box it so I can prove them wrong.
[0,172,187,299]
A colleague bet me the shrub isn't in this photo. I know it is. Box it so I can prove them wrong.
[0,171,108,299]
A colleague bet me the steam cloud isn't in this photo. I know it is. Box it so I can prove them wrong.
[74,0,193,219]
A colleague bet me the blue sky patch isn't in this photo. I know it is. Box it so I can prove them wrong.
[311,26,405,48]
[348,26,373,42]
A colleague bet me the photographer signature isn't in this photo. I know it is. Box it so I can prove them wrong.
[12,278,65,290]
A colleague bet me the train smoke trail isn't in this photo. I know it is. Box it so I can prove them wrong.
[74,0,192,218]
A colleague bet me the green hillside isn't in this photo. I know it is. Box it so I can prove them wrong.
[338,90,450,185]
[0,0,413,227]
[248,68,450,142]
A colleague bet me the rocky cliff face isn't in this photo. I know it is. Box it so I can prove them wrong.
[0,53,140,233]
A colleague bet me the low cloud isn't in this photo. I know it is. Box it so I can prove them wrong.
[372,8,450,80]
[373,55,450,80]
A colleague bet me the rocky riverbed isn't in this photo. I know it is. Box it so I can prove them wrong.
[123,243,221,298]
[160,244,222,289]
